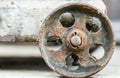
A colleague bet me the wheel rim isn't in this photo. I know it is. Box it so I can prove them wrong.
[39,3,115,77]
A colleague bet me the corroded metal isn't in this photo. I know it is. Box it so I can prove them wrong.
[39,2,114,78]
[66,29,87,50]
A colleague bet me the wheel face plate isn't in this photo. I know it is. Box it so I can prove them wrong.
[39,3,114,77]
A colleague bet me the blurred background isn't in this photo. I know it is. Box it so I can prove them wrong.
[104,0,120,20]
[104,0,120,44]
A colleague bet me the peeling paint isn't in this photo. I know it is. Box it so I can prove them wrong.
[0,0,106,42]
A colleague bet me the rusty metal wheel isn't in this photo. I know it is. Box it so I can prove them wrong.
[39,3,114,77]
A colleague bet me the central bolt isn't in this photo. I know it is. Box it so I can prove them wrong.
[70,35,81,47]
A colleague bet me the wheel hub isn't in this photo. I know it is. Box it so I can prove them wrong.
[70,35,81,47]
[66,30,87,50]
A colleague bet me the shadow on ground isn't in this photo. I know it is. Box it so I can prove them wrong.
[0,57,51,71]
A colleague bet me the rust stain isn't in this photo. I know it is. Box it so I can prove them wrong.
[49,50,66,67]
[15,35,38,42]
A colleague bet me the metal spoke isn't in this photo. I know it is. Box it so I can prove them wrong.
[77,47,98,67]
[73,14,87,30]
[91,29,103,45]
[48,49,68,67]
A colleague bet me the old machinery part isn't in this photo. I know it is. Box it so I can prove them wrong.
[39,3,114,78]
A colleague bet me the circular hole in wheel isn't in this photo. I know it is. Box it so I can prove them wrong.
[90,45,105,60]
[46,36,62,51]
[59,12,75,27]
[65,54,80,70]
[86,17,101,32]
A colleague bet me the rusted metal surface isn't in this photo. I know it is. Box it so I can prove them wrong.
[39,2,114,78]
[0,0,106,42]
